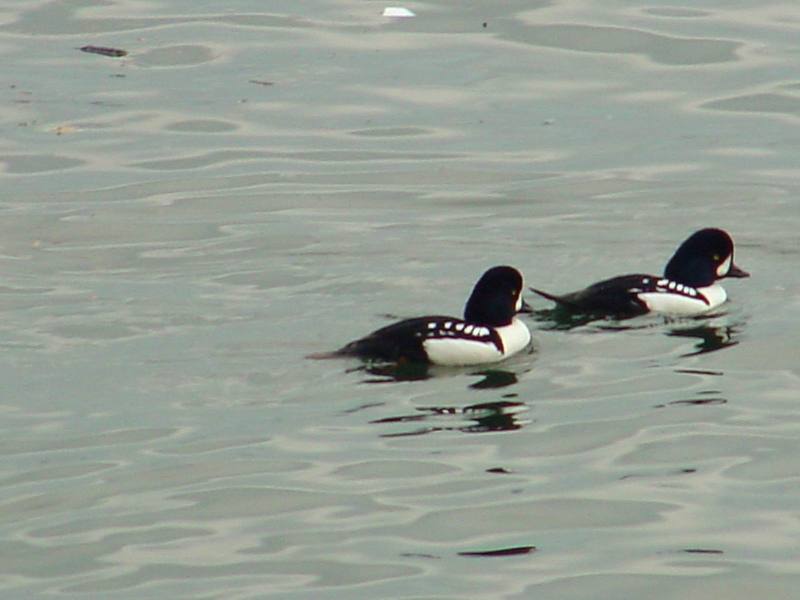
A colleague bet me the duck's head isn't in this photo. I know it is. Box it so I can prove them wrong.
[664,228,749,287]
[464,266,531,326]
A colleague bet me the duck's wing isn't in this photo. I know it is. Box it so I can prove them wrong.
[530,274,656,316]
[334,315,456,363]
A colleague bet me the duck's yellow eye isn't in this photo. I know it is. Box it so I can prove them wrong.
[713,254,720,261]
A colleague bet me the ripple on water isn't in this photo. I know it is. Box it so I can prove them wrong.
[349,126,436,137]
[0,527,212,579]
[0,462,116,487]
[0,427,177,456]
[641,7,712,18]
[165,119,239,133]
[134,45,218,67]
[63,559,422,594]
[0,154,85,174]
[399,497,675,542]
[131,149,462,170]
[334,459,458,479]
[504,22,742,65]
[0,0,797,597]
[509,569,800,599]
[702,92,800,120]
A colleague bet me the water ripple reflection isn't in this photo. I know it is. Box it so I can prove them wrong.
[504,22,742,66]
[532,309,745,357]
[371,400,531,437]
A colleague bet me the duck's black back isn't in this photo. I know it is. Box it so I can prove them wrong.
[337,316,452,362]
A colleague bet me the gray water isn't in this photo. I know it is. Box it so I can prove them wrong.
[1,1,799,598]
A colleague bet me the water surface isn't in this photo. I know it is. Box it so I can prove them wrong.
[1,1,799,598]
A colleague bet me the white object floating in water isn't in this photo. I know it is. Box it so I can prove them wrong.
[382,7,416,18]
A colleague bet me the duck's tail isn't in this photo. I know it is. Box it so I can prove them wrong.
[307,337,366,359]
[529,287,561,303]
[528,286,581,310]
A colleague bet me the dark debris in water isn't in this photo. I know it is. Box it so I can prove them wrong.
[79,45,128,58]
[654,397,727,408]
[683,548,724,554]
[459,545,536,557]
[620,467,697,480]
[674,368,724,376]
[486,467,512,474]
[668,398,728,406]
[400,552,441,560]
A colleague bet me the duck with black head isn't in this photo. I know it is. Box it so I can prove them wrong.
[530,228,749,316]
[321,266,533,366]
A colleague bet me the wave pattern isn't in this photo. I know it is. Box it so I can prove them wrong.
[0,0,799,598]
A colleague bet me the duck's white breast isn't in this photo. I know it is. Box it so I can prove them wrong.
[496,319,532,356]
[423,319,531,366]
[638,284,727,315]
[423,337,503,366]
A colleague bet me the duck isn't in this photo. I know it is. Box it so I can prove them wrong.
[329,266,533,365]
[530,228,749,316]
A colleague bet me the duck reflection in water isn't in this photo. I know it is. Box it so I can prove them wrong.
[532,307,745,356]
[371,400,531,437]
[348,360,432,383]
[530,306,607,331]
[351,362,524,388]
[666,320,743,357]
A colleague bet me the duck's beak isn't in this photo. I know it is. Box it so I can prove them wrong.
[727,263,750,278]
[518,298,534,313]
